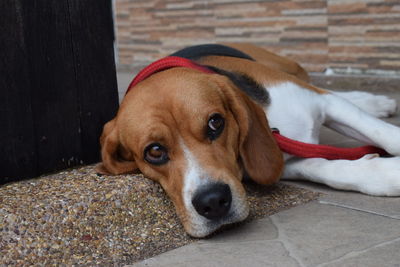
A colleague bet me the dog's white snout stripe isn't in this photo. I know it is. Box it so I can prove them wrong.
[179,140,249,237]
[181,142,208,206]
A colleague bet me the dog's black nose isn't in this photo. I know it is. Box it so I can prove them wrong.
[192,183,232,220]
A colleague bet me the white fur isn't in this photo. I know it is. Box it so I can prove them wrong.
[264,82,400,196]
[283,155,400,196]
[181,142,210,235]
[265,82,325,160]
[181,142,249,237]
[332,91,397,118]
[323,93,400,155]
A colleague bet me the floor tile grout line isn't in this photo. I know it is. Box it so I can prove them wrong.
[318,200,400,220]
[270,215,307,267]
[316,236,400,267]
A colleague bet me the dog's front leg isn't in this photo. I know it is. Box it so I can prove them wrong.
[322,93,400,156]
[330,90,397,118]
[282,155,400,196]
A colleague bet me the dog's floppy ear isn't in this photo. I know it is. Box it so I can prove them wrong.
[215,75,284,185]
[96,119,137,175]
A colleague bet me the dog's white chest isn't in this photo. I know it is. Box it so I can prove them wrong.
[263,82,325,146]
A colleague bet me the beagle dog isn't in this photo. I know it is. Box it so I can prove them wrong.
[97,43,400,237]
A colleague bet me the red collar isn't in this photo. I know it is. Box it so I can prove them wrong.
[126,56,214,94]
[125,56,387,160]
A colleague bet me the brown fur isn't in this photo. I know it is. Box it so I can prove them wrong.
[198,55,327,94]
[222,43,310,82]
[97,68,284,228]
[96,43,323,232]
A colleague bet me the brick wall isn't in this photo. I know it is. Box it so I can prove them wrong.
[115,0,400,75]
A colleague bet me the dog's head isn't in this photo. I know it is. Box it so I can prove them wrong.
[97,68,283,237]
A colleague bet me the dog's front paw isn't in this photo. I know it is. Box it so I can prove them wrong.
[357,156,400,196]
[335,91,397,118]
[354,93,397,118]
[363,94,397,118]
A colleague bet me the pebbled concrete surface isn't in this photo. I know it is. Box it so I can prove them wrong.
[123,72,400,267]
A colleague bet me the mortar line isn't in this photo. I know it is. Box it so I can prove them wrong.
[318,200,400,220]
[270,215,307,267]
[316,236,400,267]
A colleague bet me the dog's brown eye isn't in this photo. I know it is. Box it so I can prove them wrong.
[207,113,225,140]
[144,143,169,165]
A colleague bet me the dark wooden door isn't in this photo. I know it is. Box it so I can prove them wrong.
[0,0,119,184]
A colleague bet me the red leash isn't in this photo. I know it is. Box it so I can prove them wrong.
[126,56,388,160]
[271,129,386,160]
